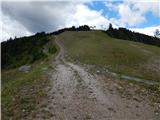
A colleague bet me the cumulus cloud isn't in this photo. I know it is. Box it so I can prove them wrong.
[105,0,160,27]
[1,13,32,41]
[66,4,111,29]
[1,1,111,41]
[1,2,76,33]
[128,0,160,17]
[1,1,159,41]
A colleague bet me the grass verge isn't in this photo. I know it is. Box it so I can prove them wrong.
[1,59,51,120]
[1,35,57,120]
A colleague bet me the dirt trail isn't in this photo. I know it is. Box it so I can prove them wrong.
[28,36,159,120]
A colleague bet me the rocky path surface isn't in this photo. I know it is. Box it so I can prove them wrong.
[28,36,159,120]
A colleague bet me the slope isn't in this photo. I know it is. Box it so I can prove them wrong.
[58,31,160,82]
[27,35,159,120]
[1,35,57,119]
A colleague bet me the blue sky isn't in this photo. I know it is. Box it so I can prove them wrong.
[86,1,120,18]
[1,0,160,41]
[142,11,160,28]
[86,1,160,28]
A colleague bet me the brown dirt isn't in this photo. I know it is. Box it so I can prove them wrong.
[27,36,160,120]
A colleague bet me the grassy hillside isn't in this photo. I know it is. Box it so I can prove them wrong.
[59,31,160,82]
[1,35,57,119]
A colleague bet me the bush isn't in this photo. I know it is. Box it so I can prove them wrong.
[48,46,57,54]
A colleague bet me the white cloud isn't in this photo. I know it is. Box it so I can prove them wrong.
[1,1,159,41]
[2,2,77,32]
[104,1,117,11]
[105,0,160,27]
[128,0,160,17]
[1,1,112,41]
[1,13,33,42]
[66,4,111,30]
[115,2,146,26]
[129,25,160,37]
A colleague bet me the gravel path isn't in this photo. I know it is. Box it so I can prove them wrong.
[28,36,159,120]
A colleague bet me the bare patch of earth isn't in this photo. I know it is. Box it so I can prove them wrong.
[26,36,160,120]
[144,57,160,73]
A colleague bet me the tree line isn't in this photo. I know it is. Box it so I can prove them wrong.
[2,24,159,69]
[1,25,90,69]
[1,32,51,69]
[50,25,90,35]
[105,24,160,47]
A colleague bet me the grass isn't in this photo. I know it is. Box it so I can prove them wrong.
[58,31,160,82]
[1,36,57,120]
[1,59,51,120]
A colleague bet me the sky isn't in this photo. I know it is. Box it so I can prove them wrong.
[1,0,160,41]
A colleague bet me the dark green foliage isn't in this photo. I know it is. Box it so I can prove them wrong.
[50,25,90,35]
[76,25,90,31]
[48,46,57,54]
[109,23,113,30]
[106,25,160,47]
[1,32,49,69]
